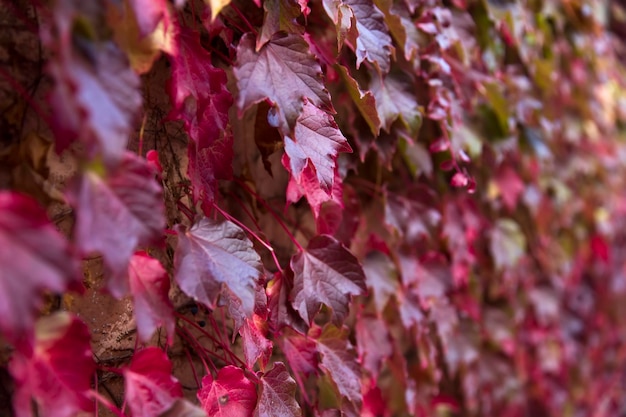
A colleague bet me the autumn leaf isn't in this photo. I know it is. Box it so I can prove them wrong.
[258,0,304,50]
[356,315,392,377]
[239,315,273,368]
[313,324,362,405]
[283,99,352,192]
[174,218,262,320]
[128,251,175,344]
[369,69,421,135]
[234,32,333,131]
[124,347,183,417]
[335,64,381,135]
[255,362,302,417]
[205,0,232,21]
[197,366,257,417]
[290,235,366,325]
[362,250,398,314]
[66,152,165,298]
[0,192,80,346]
[167,27,234,206]
[9,313,95,417]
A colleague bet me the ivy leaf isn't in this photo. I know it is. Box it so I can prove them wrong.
[356,315,392,377]
[313,324,362,405]
[234,32,333,131]
[124,347,183,417]
[66,152,165,298]
[255,362,302,417]
[258,0,304,50]
[205,0,232,21]
[290,235,366,325]
[345,0,394,74]
[128,251,175,344]
[374,0,420,63]
[239,315,273,368]
[285,161,344,226]
[127,0,169,36]
[267,270,308,334]
[197,366,257,417]
[335,64,381,136]
[167,28,234,206]
[45,6,141,162]
[362,250,398,314]
[283,99,352,192]
[490,219,526,270]
[398,251,450,310]
[9,313,95,417]
[280,329,319,377]
[0,192,80,346]
[370,69,421,135]
[174,218,262,320]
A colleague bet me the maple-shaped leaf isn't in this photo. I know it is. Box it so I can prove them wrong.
[234,32,333,131]
[0,192,80,346]
[124,347,183,417]
[197,366,257,417]
[280,328,319,377]
[356,315,392,377]
[313,324,362,405]
[290,235,366,325]
[399,251,450,310]
[370,69,421,135]
[267,270,308,334]
[255,362,302,417]
[285,161,344,226]
[66,152,165,298]
[128,251,175,343]
[335,64,381,136]
[10,313,95,417]
[283,99,352,192]
[174,218,262,319]
[344,0,394,74]
[258,0,304,50]
[45,4,141,162]
[167,28,234,206]
[362,250,398,314]
[239,315,273,368]
[322,0,358,51]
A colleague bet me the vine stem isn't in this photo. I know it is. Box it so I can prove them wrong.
[89,390,126,417]
[213,203,284,272]
[235,179,304,252]
[0,66,50,128]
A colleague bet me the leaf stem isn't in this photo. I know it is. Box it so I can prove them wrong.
[89,390,127,417]
[235,179,304,252]
[0,66,50,129]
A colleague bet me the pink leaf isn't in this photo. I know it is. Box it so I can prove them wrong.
[66,152,165,298]
[45,3,141,162]
[355,315,392,377]
[174,218,262,320]
[128,0,169,36]
[167,28,234,206]
[239,315,273,368]
[313,324,362,405]
[280,329,319,377]
[267,270,308,334]
[283,99,352,193]
[128,251,175,343]
[362,250,398,314]
[290,235,366,325]
[234,32,333,131]
[0,192,80,346]
[255,362,302,417]
[10,313,95,417]
[197,366,257,417]
[124,347,183,417]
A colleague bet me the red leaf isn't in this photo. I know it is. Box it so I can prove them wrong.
[234,32,333,131]
[495,164,525,211]
[124,347,183,417]
[362,251,398,314]
[45,3,141,162]
[197,366,257,417]
[313,324,362,405]
[290,235,366,325]
[355,315,392,377]
[399,251,450,310]
[174,218,262,320]
[0,192,80,346]
[285,160,344,224]
[284,99,352,192]
[258,0,305,50]
[10,313,95,417]
[280,329,319,377]
[267,270,308,334]
[239,315,273,368]
[128,251,175,343]
[255,362,302,417]
[128,0,169,36]
[167,28,234,206]
[66,152,165,298]
[344,0,394,74]
[370,70,421,135]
